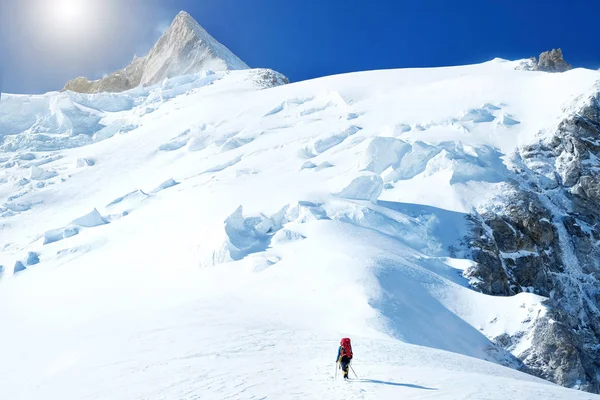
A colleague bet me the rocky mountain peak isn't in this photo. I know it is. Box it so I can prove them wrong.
[63,10,249,94]
[534,48,572,72]
[515,49,573,73]
[172,10,198,30]
[165,10,207,42]
[465,91,600,392]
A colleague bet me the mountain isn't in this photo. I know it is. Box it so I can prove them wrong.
[62,11,249,93]
[2,59,600,399]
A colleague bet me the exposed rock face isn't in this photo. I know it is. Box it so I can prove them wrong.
[514,57,537,71]
[533,49,573,72]
[515,49,573,72]
[63,11,249,93]
[465,90,600,393]
[64,55,146,93]
[248,69,290,89]
[464,192,560,297]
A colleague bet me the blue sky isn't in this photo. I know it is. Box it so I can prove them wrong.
[1,0,599,94]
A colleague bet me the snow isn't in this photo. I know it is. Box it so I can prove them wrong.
[1,59,600,399]
[139,11,248,87]
[69,208,108,228]
[30,165,58,180]
[337,173,384,202]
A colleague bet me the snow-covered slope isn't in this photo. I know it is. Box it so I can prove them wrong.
[62,11,249,94]
[1,59,600,399]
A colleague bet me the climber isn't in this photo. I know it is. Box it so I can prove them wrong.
[336,337,353,379]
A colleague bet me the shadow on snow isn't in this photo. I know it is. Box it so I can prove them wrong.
[350,378,437,390]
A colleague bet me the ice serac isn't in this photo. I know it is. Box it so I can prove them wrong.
[63,11,249,93]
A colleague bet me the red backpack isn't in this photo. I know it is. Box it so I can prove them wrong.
[340,338,353,358]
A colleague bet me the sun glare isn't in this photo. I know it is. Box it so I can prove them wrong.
[50,0,88,25]
[33,0,111,46]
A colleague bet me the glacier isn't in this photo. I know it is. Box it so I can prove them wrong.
[1,58,600,399]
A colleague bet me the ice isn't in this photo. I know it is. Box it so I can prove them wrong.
[158,140,187,152]
[25,252,40,266]
[338,173,384,202]
[264,102,286,116]
[70,209,108,228]
[68,92,135,112]
[300,103,333,116]
[42,209,108,245]
[186,136,211,152]
[105,190,148,218]
[43,226,80,245]
[92,124,123,142]
[13,261,26,274]
[315,161,334,171]
[18,153,36,161]
[393,123,412,134]
[301,160,317,170]
[483,103,502,111]
[392,141,442,181]
[220,136,254,152]
[3,202,31,212]
[271,229,306,245]
[500,113,521,126]
[360,137,412,174]
[223,206,276,261]
[76,158,96,167]
[309,125,362,155]
[263,97,312,116]
[460,108,496,123]
[29,166,57,181]
[0,71,227,153]
[26,155,63,168]
[203,155,242,173]
[150,178,179,193]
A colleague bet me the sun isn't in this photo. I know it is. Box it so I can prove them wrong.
[34,0,111,45]
[50,0,88,25]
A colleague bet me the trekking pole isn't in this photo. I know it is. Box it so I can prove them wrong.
[335,361,339,379]
[350,364,359,379]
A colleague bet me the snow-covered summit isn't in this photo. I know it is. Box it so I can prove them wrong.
[141,11,249,85]
[62,11,249,94]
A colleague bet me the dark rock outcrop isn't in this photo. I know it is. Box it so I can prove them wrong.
[465,90,600,393]
[533,49,573,72]
[516,49,573,72]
